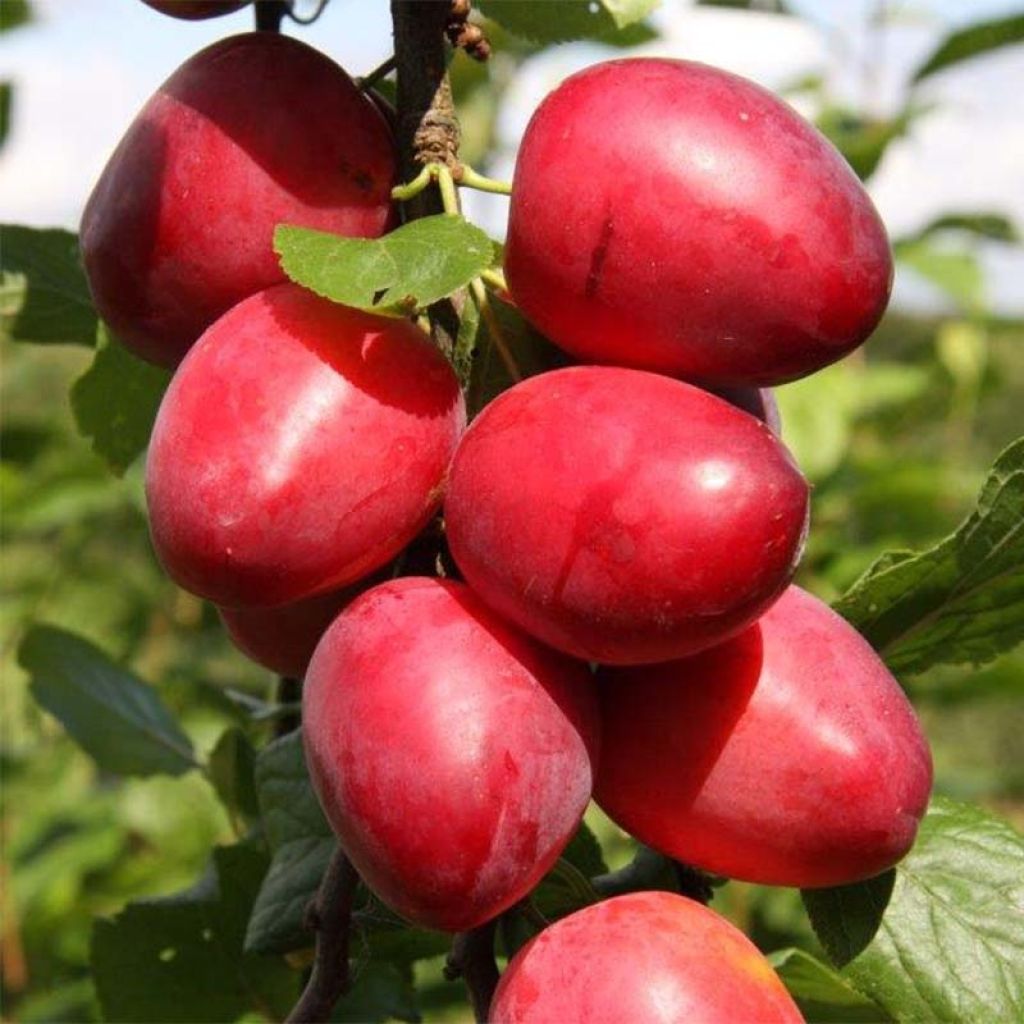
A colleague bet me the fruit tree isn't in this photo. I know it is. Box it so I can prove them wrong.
[2,2,1023,1023]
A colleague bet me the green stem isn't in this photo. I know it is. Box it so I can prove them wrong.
[480,267,507,294]
[436,164,461,216]
[457,164,512,195]
[470,277,521,383]
[391,164,436,202]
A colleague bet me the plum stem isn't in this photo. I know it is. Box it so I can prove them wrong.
[469,278,522,383]
[455,164,512,196]
[480,267,507,293]
[444,919,500,1023]
[284,846,359,1023]
[436,164,461,216]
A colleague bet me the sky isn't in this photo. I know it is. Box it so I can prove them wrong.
[1,0,1022,313]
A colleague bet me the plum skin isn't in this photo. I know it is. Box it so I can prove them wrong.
[444,365,809,665]
[80,32,395,367]
[506,58,892,387]
[490,891,803,1023]
[145,284,465,609]
[302,577,600,932]
[595,586,933,887]
[140,1,250,18]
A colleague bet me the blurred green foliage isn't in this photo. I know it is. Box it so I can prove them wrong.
[2,1,1023,1022]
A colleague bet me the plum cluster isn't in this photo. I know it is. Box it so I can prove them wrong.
[83,21,932,1022]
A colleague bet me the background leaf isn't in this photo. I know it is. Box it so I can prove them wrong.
[803,798,1024,1023]
[898,212,1020,246]
[91,843,297,1023]
[768,948,890,1023]
[208,727,259,822]
[476,0,658,44]
[0,225,97,347]
[913,13,1024,82]
[275,215,494,316]
[69,325,171,476]
[0,81,11,151]
[466,294,570,416]
[19,625,197,777]
[834,438,1024,675]
[245,730,334,954]
[894,239,984,311]
[0,0,32,33]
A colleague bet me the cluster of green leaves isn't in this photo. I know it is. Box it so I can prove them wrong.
[3,1,1024,1022]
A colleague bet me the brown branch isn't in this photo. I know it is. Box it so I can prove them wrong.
[444,919,500,1024]
[254,0,287,32]
[285,846,360,1023]
[391,0,464,360]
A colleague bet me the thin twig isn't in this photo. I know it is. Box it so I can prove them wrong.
[444,919,500,1024]
[358,54,397,92]
[471,277,522,383]
[285,847,360,1023]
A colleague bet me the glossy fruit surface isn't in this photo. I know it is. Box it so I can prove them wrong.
[140,1,250,18]
[303,577,599,932]
[490,891,803,1023]
[146,284,465,608]
[505,58,892,387]
[81,32,395,367]
[596,586,933,887]
[445,366,808,665]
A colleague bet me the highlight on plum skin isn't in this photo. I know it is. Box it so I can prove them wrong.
[490,891,804,1024]
[506,57,893,388]
[80,31,396,367]
[595,585,933,888]
[145,284,465,610]
[445,365,809,666]
[302,576,600,933]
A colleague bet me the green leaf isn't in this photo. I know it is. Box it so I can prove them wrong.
[0,0,32,33]
[913,13,1024,82]
[333,962,419,1023]
[70,325,171,476]
[275,215,494,316]
[245,729,334,954]
[776,361,927,483]
[768,948,890,1023]
[817,105,921,181]
[466,294,570,416]
[532,821,609,920]
[561,819,609,877]
[0,81,11,151]
[92,843,297,1023]
[895,238,984,311]
[803,798,1024,1023]
[19,625,197,777]
[834,438,1024,675]
[0,225,97,346]
[898,212,1020,246]
[246,731,449,964]
[477,0,659,44]
[359,912,450,966]
[208,727,259,822]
